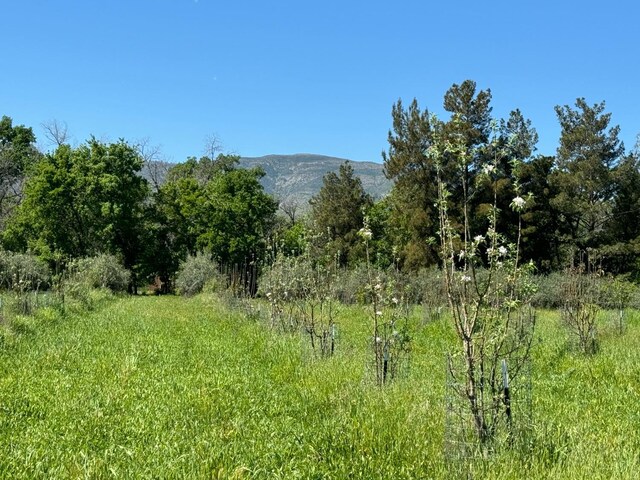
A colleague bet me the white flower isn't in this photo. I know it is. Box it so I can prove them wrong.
[511,196,526,210]
[461,275,472,283]
[459,249,465,259]
[376,310,383,316]
[482,164,496,175]
[498,246,508,257]
[358,227,373,240]
[474,235,484,243]
[375,336,382,343]
[391,297,399,305]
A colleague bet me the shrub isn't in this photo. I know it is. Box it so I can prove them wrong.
[66,254,131,293]
[0,250,50,291]
[175,253,222,297]
[402,267,447,306]
[531,272,567,309]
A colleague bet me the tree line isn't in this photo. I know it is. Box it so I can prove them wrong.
[309,80,640,279]
[1,79,639,292]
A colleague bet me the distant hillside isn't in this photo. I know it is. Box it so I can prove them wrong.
[238,154,392,209]
[142,154,393,210]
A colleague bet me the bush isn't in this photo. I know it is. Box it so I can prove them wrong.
[66,254,131,293]
[532,271,640,310]
[530,272,567,309]
[0,250,50,291]
[175,253,222,297]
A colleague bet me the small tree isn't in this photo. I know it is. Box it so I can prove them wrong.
[434,114,536,446]
[359,221,411,386]
[560,262,601,354]
[262,248,338,357]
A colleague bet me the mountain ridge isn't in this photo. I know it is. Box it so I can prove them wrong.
[238,153,391,209]
[141,153,393,210]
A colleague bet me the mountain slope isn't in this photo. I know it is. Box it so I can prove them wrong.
[141,154,393,209]
[238,154,391,208]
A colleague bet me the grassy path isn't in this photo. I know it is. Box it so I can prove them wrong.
[1,296,639,478]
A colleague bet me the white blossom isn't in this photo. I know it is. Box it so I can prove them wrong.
[498,246,508,256]
[376,310,383,316]
[511,196,526,210]
[474,235,484,243]
[482,164,496,175]
[461,275,472,283]
[358,227,373,240]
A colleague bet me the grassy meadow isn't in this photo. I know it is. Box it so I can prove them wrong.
[1,294,639,479]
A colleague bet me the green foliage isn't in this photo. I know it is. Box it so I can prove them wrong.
[0,116,41,230]
[175,253,222,297]
[157,158,277,269]
[199,167,277,265]
[3,139,149,278]
[551,98,624,262]
[66,254,131,293]
[383,82,537,270]
[310,161,372,266]
[601,153,640,275]
[382,98,440,268]
[0,250,50,291]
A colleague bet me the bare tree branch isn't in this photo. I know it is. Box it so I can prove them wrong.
[41,119,69,148]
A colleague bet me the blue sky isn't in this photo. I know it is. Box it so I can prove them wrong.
[1,0,638,163]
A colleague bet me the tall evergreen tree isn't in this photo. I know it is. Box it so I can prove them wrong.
[551,98,624,262]
[382,99,439,269]
[310,161,372,266]
[603,152,640,275]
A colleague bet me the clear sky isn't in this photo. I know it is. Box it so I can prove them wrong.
[1,0,638,163]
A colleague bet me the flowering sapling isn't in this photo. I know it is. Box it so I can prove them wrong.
[433,115,536,445]
[360,217,411,386]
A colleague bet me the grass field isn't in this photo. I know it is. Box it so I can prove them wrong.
[1,295,639,479]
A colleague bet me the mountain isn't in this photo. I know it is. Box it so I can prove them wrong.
[141,154,393,210]
[238,154,392,209]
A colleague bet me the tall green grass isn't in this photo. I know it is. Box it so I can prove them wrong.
[0,296,639,478]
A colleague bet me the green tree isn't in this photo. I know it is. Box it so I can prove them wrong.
[518,155,564,270]
[165,153,239,185]
[383,81,495,270]
[473,109,539,249]
[4,139,149,289]
[382,99,439,269]
[198,166,278,266]
[551,98,624,262]
[154,157,277,272]
[602,151,640,275]
[310,161,372,266]
[0,116,40,230]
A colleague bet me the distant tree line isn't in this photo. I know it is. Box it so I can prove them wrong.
[0,120,277,292]
[1,79,639,292]
[307,80,640,279]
